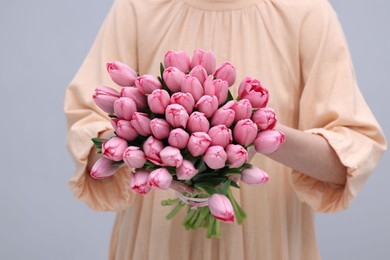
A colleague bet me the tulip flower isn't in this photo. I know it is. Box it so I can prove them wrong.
[112,119,138,141]
[113,97,137,120]
[150,118,171,140]
[203,145,227,169]
[164,50,191,73]
[187,132,212,156]
[189,65,208,84]
[143,136,164,165]
[130,170,151,195]
[165,104,189,128]
[204,76,229,105]
[123,146,146,168]
[160,146,183,167]
[135,74,162,94]
[92,86,120,114]
[213,61,236,87]
[233,99,253,122]
[208,194,235,223]
[148,168,173,190]
[131,112,152,136]
[254,130,285,154]
[120,87,146,111]
[181,75,204,102]
[233,119,258,146]
[211,108,235,128]
[168,128,190,149]
[163,67,186,93]
[208,125,232,148]
[106,61,137,87]
[147,89,171,114]
[221,100,237,110]
[195,95,218,118]
[90,157,117,179]
[191,49,216,75]
[176,160,198,180]
[102,136,128,161]
[170,92,195,114]
[241,166,269,185]
[225,144,248,168]
[187,112,210,133]
[238,76,269,108]
[252,108,277,130]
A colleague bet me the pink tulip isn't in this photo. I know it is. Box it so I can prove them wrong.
[130,170,151,195]
[208,125,232,148]
[191,49,216,75]
[102,136,128,161]
[233,99,253,122]
[160,146,183,167]
[176,160,198,180]
[187,132,212,156]
[165,104,189,128]
[131,112,152,136]
[221,100,237,110]
[148,168,173,190]
[241,166,269,185]
[195,95,218,118]
[170,92,195,114]
[168,128,190,149]
[181,75,204,102]
[112,119,138,141]
[254,130,285,154]
[203,145,227,169]
[211,108,235,128]
[187,112,210,133]
[90,157,117,179]
[233,119,258,146]
[120,87,146,111]
[238,77,269,108]
[135,74,162,95]
[208,194,235,223]
[164,50,191,73]
[92,86,120,114]
[204,76,229,105]
[163,67,186,93]
[213,61,236,87]
[106,61,137,87]
[252,108,277,130]
[113,97,137,120]
[189,65,208,84]
[123,146,146,169]
[225,144,248,168]
[150,118,171,140]
[143,136,164,165]
[147,89,171,114]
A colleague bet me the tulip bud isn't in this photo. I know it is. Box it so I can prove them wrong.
[170,92,195,114]
[225,144,248,168]
[241,166,269,185]
[181,75,204,102]
[130,170,151,195]
[233,119,258,146]
[135,74,162,95]
[187,112,210,133]
[195,95,218,118]
[165,104,189,128]
[168,128,190,149]
[114,119,138,141]
[254,130,285,154]
[208,194,235,223]
[187,132,212,157]
[189,65,208,85]
[252,108,277,130]
[233,99,253,122]
[106,61,137,87]
[114,97,137,120]
[147,89,171,114]
[120,87,146,111]
[143,136,164,165]
[214,61,236,87]
[102,136,128,161]
[148,168,173,190]
[203,145,227,169]
[204,76,229,105]
[123,146,146,169]
[150,118,171,140]
[176,160,198,180]
[90,157,117,179]
[164,50,191,73]
[211,108,235,128]
[238,77,269,108]
[208,125,232,148]
[160,146,183,167]
[92,86,120,114]
[191,49,216,75]
[163,67,186,93]
[131,112,152,136]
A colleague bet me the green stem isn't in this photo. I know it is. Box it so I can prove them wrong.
[165,201,185,220]
[226,188,247,225]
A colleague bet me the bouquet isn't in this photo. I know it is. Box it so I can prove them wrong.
[90,49,285,238]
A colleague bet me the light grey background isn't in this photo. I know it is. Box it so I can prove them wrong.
[0,0,388,259]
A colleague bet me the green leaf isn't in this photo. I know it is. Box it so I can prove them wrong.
[160,62,165,77]
[227,89,234,102]
[194,183,218,196]
[108,114,117,118]
[111,160,124,167]
[216,179,231,195]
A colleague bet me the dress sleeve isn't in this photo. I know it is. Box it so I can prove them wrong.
[291,0,387,213]
[64,0,137,211]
